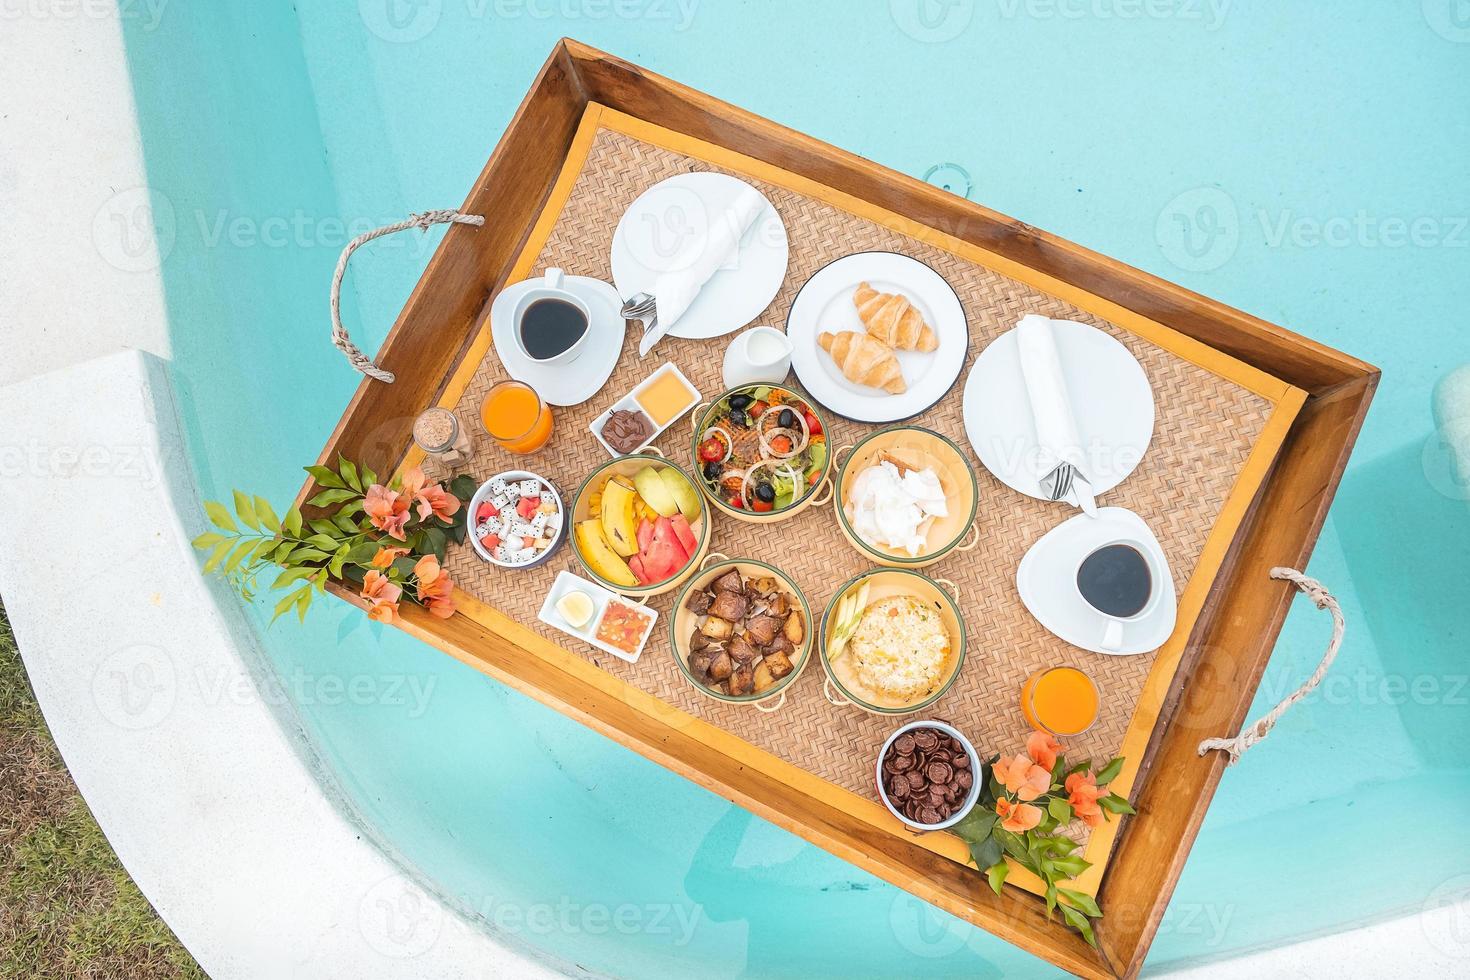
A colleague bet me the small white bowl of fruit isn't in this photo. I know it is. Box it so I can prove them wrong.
[468,471,566,568]
[569,454,710,598]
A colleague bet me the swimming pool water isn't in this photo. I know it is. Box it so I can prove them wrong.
[120,1,1470,975]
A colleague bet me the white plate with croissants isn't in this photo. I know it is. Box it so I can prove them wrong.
[786,252,967,422]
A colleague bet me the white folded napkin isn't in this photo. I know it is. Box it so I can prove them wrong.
[642,186,766,354]
[1015,314,1087,483]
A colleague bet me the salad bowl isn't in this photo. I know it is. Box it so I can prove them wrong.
[690,383,833,524]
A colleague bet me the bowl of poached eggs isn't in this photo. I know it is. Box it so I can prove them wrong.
[832,426,979,568]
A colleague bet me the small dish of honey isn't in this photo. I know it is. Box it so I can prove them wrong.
[589,362,701,457]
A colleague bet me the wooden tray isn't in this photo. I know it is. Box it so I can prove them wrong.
[303,40,1377,979]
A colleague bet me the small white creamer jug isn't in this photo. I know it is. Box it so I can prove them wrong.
[721,326,794,389]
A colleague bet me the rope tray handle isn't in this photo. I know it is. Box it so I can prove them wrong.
[1197,567,1345,766]
[329,210,485,382]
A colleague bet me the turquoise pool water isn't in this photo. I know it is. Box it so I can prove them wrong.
[121,2,1469,975]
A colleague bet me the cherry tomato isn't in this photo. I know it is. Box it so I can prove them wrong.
[750,498,774,512]
[729,495,744,509]
[803,410,822,436]
[770,434,793,455]
[808,468,822,486]
[749,399,769,418]
[698,437,725,462]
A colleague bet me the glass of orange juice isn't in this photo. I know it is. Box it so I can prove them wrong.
[481,380,553,454]
[1020,666,1099,737]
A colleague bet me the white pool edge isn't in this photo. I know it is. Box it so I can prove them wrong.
[3,5,1466,979]
[0,10,565,980]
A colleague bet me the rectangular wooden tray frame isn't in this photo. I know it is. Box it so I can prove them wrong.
[304,40,1378,979]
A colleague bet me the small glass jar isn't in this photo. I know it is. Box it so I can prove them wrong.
[412,407,473,466]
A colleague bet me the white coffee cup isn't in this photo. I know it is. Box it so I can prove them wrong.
[512,267,590,366]
[1074,538,1163,652]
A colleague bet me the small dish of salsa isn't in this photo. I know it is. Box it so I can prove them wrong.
[594,598,656,657]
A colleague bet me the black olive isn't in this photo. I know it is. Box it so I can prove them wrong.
[755,483,775,502]
[729,393,751,411]
[702,461,722,481]
[779,408,796,429]
[729,411,747,428]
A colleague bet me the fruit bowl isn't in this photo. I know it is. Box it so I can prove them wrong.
[467,470,566,568]
[568,453,711,598]
[690,383,834,524]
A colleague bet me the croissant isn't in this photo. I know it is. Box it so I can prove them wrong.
[818,331,906,394]
[854,282,938,352]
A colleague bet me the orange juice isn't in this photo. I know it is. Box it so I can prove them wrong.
[1021,666,1099,736]
[481,381,553,453]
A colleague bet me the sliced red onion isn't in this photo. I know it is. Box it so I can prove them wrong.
[757,411,809,459]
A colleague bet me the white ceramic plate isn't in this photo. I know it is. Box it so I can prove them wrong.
[537,569,658,664]
[610,172,788,340]
[963,319,1154,499]
[490,274,625,406]
[1015,507,1176,656]
[787,252,968,422]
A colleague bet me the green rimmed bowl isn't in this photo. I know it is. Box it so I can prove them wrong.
[670,554,813,711]
[820,568,966,716]
[833,426,979,569]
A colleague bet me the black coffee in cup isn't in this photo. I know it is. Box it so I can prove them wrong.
[1076,544,1153,618]
[519,298,588,360]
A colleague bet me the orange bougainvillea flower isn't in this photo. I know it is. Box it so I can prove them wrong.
[413,554,456,619]
[370,546,409,569]
[992,753,1053,802]
[996,797,1043,833]
[1026,730,1063,771]
[364,484,410,541]
[360,569,402,624]
[397,466,461,523]
[1066,771,1105,828]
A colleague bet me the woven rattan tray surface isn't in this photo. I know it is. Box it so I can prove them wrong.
[419,112,1275,883]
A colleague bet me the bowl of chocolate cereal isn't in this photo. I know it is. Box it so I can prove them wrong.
[875,720,983,831]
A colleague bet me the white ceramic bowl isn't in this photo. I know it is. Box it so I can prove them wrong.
[467,470,566,569]
[874,719,983,832]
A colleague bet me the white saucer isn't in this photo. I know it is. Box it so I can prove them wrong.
[610,172,788,340]
[1016,507,1177,656]
[787,251,968,422]
[963,319,1154,499]
[490,274,625,406]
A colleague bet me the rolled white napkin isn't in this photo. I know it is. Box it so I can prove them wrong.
[641,185,766,354]
[1015,314,1087,483]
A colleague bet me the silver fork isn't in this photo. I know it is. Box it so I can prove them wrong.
[1039,461,1075,503]
[620,292,657,322]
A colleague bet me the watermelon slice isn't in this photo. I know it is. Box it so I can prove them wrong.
[516,495,540,519]
[636,518,655,554]
[640,518,690,582]
[476,501,495,522]
[628,553,650,584]
[669,514,698,557]
[479,533,500,550]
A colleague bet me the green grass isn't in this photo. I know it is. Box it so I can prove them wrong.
[0,602,205,979]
